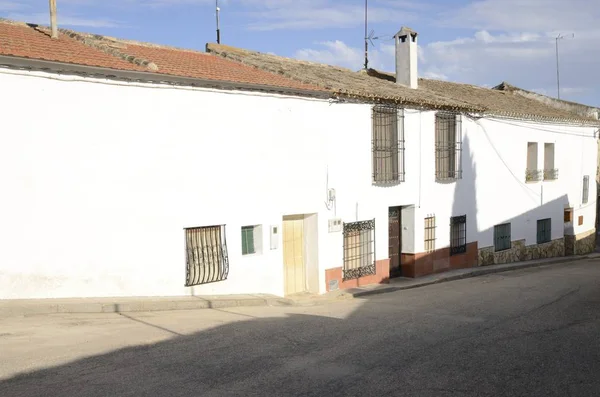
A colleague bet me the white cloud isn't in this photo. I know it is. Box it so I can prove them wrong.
[7,12,120,28]
[294,40,394,71]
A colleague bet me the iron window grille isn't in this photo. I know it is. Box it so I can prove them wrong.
[450,215,467,255]
[435,112,462,182]
[583,175,590,204]
[494,223,511,252]
[543,169,559,181]
[525,169,543,182]
[372,105,405,183]
[536,218,551,244]
[424,215,436,252]
[343,219,376,281]
[185,225,229,286]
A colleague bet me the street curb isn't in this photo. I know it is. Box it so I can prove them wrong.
[346,254,596,299]
[0,296,289,317]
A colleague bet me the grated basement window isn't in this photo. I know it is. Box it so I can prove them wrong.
[424,215,436,252]
[435,112,462,181]
[185,225,229,286]
[372,105,405,183]
[450,215,467,255]
[343,219,376,281]
[494,223,511,252]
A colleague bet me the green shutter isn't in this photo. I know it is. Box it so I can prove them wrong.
[241,226,255,255]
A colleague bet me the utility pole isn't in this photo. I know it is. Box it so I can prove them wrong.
[216,0,221,44]
[555,33,574,100]
[49,0,58,39]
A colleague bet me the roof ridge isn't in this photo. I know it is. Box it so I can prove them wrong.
[59,28,159,72]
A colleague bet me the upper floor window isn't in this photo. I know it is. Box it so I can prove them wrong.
[372,105,405,184]
[526,142,542,182]
[435,112,462,181]
[543,143,558,181]
[583,175,590,204]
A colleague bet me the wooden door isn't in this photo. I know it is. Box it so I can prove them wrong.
[388,207,402,278]
[283,216,306,295]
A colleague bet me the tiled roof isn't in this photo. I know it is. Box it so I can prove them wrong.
[0,19,323,92]
[206,43,600,125]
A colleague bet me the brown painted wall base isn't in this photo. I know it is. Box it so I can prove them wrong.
[399,242,479,278]
[325,259,390,292]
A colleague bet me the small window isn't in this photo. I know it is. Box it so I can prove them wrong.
[543,143,557,181]
[526,142,541,182]
[579,216,584,226]
[343,220,376,280]
[450,215,467,255]
[424,215,436,252]
[537,218,551,244]
[494,223,511,252]
[435,112,462,181]
[185,225,229,286]
[372,105,405,183]
[241,225,262,255]
[582,175,590,204]
[564,208,573,223]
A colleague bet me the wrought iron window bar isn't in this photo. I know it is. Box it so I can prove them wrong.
[543,168,559,181]
[185,225,229,286]
[424,216,436,252]
[525,169,542,182]
[435,112,462,182]
[372,105,405,184]
[342,219,376,281]
[450,215,467,256]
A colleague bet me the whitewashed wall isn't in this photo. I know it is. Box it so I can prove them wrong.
[0,68,596,300]
[415,112,597,252]
[0,69,419,299]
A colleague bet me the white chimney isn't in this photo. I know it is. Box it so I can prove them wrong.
[394,27,418,89]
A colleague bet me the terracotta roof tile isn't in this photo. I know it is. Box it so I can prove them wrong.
[0,19,323,93]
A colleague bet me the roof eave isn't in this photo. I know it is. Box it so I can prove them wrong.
[0,55,331,100]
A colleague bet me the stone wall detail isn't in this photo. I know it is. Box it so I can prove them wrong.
[565,228,596,256]
[479,238,565,266]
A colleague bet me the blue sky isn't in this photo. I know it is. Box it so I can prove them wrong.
[2,0,599,106]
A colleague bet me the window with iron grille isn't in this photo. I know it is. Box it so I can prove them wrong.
[582,175,590,204]
[185,225,229,286]
[526,142,542,182]
[241,225,262,255]
[537,218,551,244]
[372,105,405,183]
[494,223,511,252]
[343,219,376,281]
[543,143,558,181]
[450,215,467,255]
[424,215,436,252]
[435,112,462,181]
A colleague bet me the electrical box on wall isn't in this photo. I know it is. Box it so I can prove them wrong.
[328,218,342,233]
[270,225,279,250]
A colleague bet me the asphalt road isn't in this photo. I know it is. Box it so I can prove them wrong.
[2,259,600,397]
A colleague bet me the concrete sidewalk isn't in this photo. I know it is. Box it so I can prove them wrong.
[1,253,598,317]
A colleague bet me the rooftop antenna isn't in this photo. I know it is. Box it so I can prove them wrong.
[216,0,221,44]
[49,0,58,39]
[363,0,380,70]
[555,32,574,99]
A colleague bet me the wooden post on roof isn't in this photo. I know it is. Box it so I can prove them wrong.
[49,0,58,39]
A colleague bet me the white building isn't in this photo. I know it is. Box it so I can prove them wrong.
[0,20,597,300]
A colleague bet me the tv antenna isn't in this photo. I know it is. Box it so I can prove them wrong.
[363,0,381,69]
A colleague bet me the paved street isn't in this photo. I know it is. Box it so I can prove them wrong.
[1,259,600,397]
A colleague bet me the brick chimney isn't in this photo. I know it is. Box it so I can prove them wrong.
[394,27,418,89]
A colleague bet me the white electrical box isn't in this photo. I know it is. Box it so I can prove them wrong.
[328,218,342,233]
[270,225,279,250]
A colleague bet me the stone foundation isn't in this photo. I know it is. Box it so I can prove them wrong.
[565,228,596,256]
[478,238,565,266]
